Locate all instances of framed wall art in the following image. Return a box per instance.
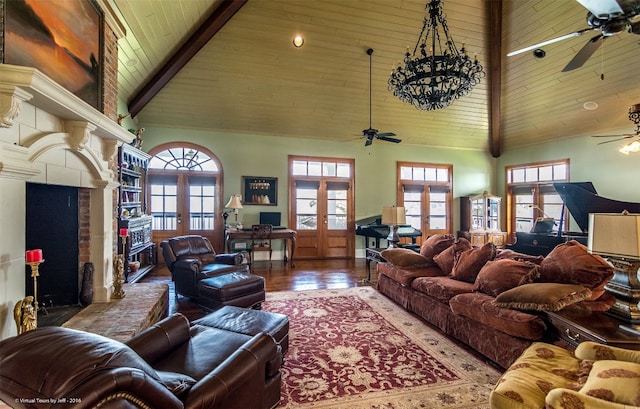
[242,176,277,206]
[4,0,104,110]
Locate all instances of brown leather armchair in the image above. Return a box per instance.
[161,235,249,299]
[0,313,282,409]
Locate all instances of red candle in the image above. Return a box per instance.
[33,249,43,262]
[26,249,43,262]
[119,228,129,236]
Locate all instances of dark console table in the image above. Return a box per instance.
[546,308,640,350]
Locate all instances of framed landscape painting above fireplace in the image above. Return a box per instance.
[4,0,104,110]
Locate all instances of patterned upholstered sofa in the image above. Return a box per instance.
[376,235,616,369]
[491,341,640,408]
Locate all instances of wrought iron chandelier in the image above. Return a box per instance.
[388,0,485,111]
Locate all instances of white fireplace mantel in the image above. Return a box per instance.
[0,64,133,145]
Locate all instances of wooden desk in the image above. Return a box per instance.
[226,228,297,267]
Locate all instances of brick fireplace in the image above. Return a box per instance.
[0,1,131,339]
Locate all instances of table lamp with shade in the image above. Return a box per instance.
[382,206,406,248]
[224,194,243,228]
[587,211,640,333]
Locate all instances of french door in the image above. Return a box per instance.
[289,156,355,259]
[397,162,453,243]
[147,144,224,251]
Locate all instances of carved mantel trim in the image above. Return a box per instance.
[0,64,134,145]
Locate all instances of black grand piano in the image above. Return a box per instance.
[508,182,640,256]
[356,215,422,248]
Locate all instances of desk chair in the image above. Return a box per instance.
[249,224,273,269]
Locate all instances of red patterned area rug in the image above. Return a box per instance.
[264,286,501,408]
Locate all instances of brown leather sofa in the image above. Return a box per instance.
[161,235,249,299]
[0,313,282,409]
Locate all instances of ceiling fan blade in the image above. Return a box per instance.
[562,34,606,71]
[376,132,397,137]
[597,136,634,144]
[591,133,635,137]
[378,136,402,143]
[576,0,623,18]
[507,28,593,57]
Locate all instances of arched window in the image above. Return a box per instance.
[147,143,225,251]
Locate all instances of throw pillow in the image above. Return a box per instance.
[540,240,614,300]
[381,248,432,268]
[493,283,592,311]
[495,248,544,265]
[433,238,472,275]
[450,242,497,283]
[474,259,541,297]
[579,360,640,406]
[420,234,456,259]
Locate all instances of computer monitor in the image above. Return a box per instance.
[259,211,281,227]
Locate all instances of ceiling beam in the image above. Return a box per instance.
[487,0,502,158]
[128,0,248,118]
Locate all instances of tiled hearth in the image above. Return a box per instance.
[62,283,169,342]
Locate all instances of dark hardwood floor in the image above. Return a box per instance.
[140,258,376,322]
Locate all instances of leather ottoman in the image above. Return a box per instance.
[195,305,290,355]
[198,272,265,310]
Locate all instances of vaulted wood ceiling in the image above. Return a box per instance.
[113,0,640,154]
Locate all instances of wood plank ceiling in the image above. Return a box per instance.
[113,0,640,154]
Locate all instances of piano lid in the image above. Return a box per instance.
[553,182,640,233]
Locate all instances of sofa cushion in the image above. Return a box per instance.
[433,238,472,275]
[450,242,497,283]
[377,262,445,287]
[495,248,544,265]
[449,293,547,340]
[420,234,456,259]
[411,276,475,304]
[577,360,640,406]
[381,248,433,268]
[474,259,540,297]
[490,342,581,409]
[493,283,592,312]
[539,240,614,300]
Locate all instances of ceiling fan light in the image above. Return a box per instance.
[628,140,640,152]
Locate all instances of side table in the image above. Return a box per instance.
[546,308,640,350]
[364,248,386,283]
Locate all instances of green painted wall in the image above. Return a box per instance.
[141,127,495,247]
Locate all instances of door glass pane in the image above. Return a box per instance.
[292,160,307,175]
[327,189,347,230]
[150,177,178,230]
[189,181,215,230]
[429,192,447,229]
[323,162,336,177]
[336,163,350,177]
[296,188,317,230]
[514,193,534,232]
[403,191,422,230]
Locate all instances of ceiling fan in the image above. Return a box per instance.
[592,103,640,147]
[508,0,640,72]
[361,48,401,147]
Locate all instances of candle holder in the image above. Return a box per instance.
[17,260,44,333]
[112,234,127,299]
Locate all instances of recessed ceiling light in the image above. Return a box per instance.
[583,101,598,110]
[126,59,138,67]
[292,34,304,48]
